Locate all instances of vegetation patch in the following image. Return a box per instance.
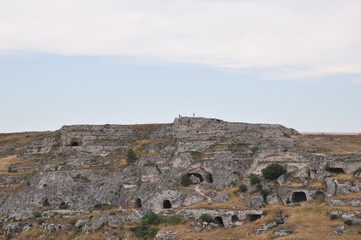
[126,148,138,165]
[130,211,161,239]
[249,174,261,185]
[180,174,191,187]
[261,163,287,180]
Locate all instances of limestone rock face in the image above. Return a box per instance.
[0,117,303,219]
[247,193,265,209]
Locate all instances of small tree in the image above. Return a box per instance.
[249,174,261,185]
[130,211,161,239]
[126,148,138,165]
[262,163,287,180]
[239,184,247,193]
[180,174,191,187]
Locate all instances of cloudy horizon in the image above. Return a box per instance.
[1,0,361,133]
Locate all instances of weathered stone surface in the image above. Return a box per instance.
[190,175,201,184]
[2,116,361,239]
[277,175,286,185]
[325,178,336,196]
[274,227,293,237]
[247,193,265,209]
[328,210,361,224]
[327,199,361,207]
[176,208,263,228]
[212,192,229,203]
[336,181,352,195]
[266,193,279,205]
[155,230,178,240]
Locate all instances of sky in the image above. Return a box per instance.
[1,0,361,133]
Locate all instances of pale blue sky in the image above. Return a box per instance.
[1,1,361,133]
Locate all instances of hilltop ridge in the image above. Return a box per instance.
[1,117,361,239]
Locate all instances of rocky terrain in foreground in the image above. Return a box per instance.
[0,117,361,240]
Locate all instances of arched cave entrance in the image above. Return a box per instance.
[231,215,240,223]
[70,141,79,146]
[205,173,213,183]
[135,198,142,208]
[327,168,345,174]
[163,200,172,209]
[60,201,69,209]
[42,199,50,207]
[292,192,307,202]
[187,173,204,183]
[248,214,262,222]
[215,216,224,227]
[314,191,326,201]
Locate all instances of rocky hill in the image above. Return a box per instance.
[0,117,361,240]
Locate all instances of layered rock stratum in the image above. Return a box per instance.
[1,117,361,239]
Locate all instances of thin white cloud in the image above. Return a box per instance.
[1,0,361,78]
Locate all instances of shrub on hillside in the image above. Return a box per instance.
[32,210,42,218]
[126,148,138,165]
[180,174,191,187]
[261,164,287,180]
[130,212,161,239]
[238,184,247,193]
[249,174,261,185]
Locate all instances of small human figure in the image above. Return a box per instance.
[193,113,195,117]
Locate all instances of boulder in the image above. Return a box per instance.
[190,175,201,184]
[266,193,279,205]
[336,182,351,195]
[247,193,265,209]
[325,178,336,195]
[277,175,286,185]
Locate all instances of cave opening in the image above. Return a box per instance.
[187,173,204,182]
[327,168,345,174]
[231,215,240,223]
[70,141,79,146]
[292,191,307,202]
[163,200,172,209]
[205,173,213,183]
[215,216,224,227]
[135,198,142,208]
[42,199,50,207]
[248,214,262,222]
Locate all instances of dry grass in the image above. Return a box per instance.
[0,132,41,148]
[331,174,356,182]
[335,191,361,200]
[298,135,361,155]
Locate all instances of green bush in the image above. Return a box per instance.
[260,189,270,200]
[180,174,191,187]
[141,211,161,225]
[249,174,261,185]
[32,210,42,218]
[162,215,182,225]
[239,184,247,193]
[329,214,338,220]
[130,212,161,239]
[250,146,259,154]
[126,149,138,165]
[261,164,287,180]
